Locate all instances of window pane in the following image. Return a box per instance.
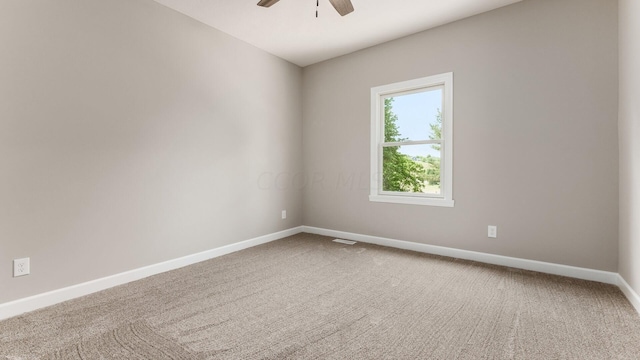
[384,87,443,142]
[382,144,441,194]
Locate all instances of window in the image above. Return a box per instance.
[370,73,454,207]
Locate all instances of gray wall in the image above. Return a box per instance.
[619,0,640,295]
[302,0,619,271]
[0,0,302,303]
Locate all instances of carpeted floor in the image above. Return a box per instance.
[1,233,639,359]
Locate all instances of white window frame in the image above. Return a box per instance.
[369,72,454,207]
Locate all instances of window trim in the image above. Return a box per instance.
[369,72,454,207]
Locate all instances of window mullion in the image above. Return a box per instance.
[382,140,442,147]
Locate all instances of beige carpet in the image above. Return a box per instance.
[1,233,639,359]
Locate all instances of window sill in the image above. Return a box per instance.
[369,195,454,207]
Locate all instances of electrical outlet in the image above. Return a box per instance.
[282,210,287,219]
[488,226,497,238]
[13,258,30,277]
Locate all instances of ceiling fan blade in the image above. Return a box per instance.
[257,0,280,7]
[328,0,354,16]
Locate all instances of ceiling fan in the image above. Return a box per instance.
[257,0,354,16]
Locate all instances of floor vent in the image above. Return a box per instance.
[333,239,357,245]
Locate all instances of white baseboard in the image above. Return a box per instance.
[302,226,619,285]
[3,225,638,321]
[0,226,303,321]
[617,275,640,314]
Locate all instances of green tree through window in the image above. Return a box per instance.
[418,109,442,186]
[382,98,427,192]
[383,100,443,192]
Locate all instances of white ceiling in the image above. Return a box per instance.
[152,0,522,67]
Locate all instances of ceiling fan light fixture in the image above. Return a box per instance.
[257,0,354,16]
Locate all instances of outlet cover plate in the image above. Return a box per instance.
[488,226,497,238]
[13,257,30,277]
